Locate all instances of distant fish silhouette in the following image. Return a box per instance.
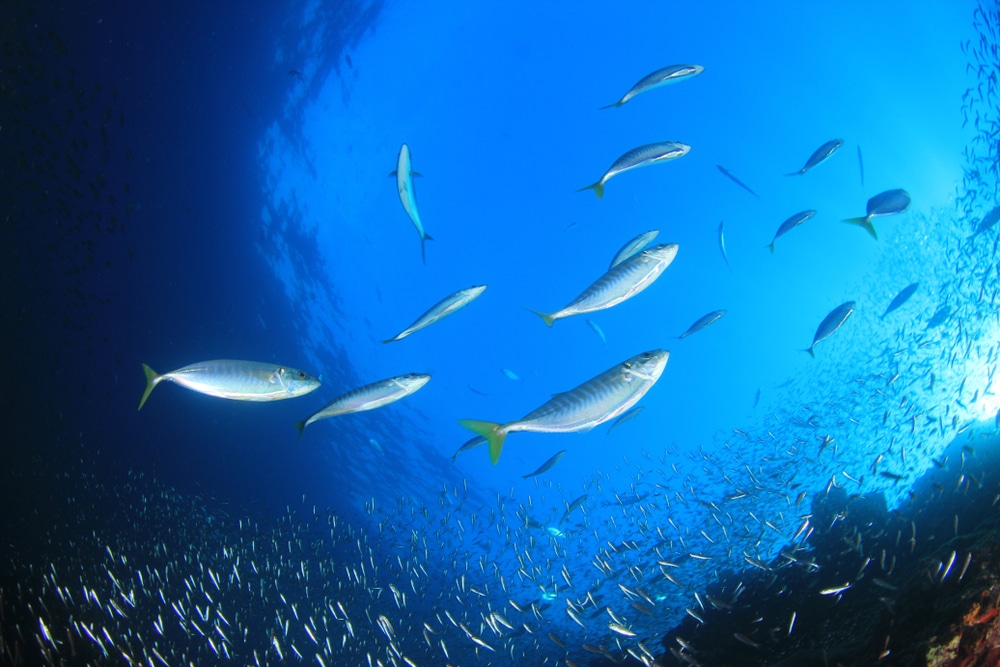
[882,282,918,318]
[717,165,759,198]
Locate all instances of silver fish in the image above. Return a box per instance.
[459,349,669,464]
[451,436,487,461]
[139,360,320,410]
[678,310,727,338]
[586,319,607,346]
[804,302,855,357]
[843,189,910,240]
[578,142,690,199]
[601,64,704,109]
[394,144,433,263]
[609,230,659,269]
[383,285,487,343]
[521,450,567,479]
[767,210,816,253]
[786,139,843,176]
[294,373,430,438]
[607,405,643,435]
[529,243,678,326]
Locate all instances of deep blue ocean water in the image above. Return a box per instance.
[4,0,1000,665]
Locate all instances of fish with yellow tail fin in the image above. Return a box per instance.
[138,360,320,410]
[393,143,433,263]
[459,349,668,464]
[842,189,910,240]
[528,243,678,326]
[294,373,430,441]
[578,141,689,199]
[803,302,855,358]
[600,64,704,109]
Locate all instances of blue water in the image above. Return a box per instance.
[3,0,1000,664]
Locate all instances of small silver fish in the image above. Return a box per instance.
[678,310,726,338]
[383,285,487,343]
[767,210,816,253]
[586,319,607,346]
[843,189,910,240]
[578,142,690,199]
[529,243,678,326]
[606,405,643,435]
[601,64,704,109]
[786,139,844,176]
[139,360,320,410]
[294,373,430,439]
[609,230,659,269]
[521,450,567,479]
[718,220,730,266]
[459,349,669,464]
[451,436,487,462]
[804,302,855,357]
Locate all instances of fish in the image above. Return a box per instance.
[139,360,320,410]
[767,210,816,253]
[786,139,844,176]
[451,436,487,461]
[678,310,726,339]
[502,368,520,380]
[528,243,678,326]
[393,144,433,263]
[857,145,864,188]
[843,188,911,240]
[607,406,643,435]
[578,141,690,199]
[609,230,659,269]
[970,204,1000,238]
[882,282,918,318]
[561,494,589,523]
[926,304,951,329]
[521,450,567,479]
[586,319,607,346]
[294,373,430,439]
[601,64,704,109]
[753,388,761,409]
[717,165,759,198]
[804,302,855,358]
[459,349,669,464]
[382,285,487,343]
[718,220,731,266]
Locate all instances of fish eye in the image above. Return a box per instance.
[297,371,306,379]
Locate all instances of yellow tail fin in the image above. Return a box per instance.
[138,364,159,411]
[458,419,507,464]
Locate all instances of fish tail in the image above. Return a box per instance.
[577,181,605,199]
[420,234,434,264]
[524,307,556,327]
[842,217,878,240]
[803,347,815,358]
[458,419,506,465]
[784,170,803,177]
[138,363,160,410]
[599,101,623,110]
[293,420,307,443]
[768,242,775,254]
